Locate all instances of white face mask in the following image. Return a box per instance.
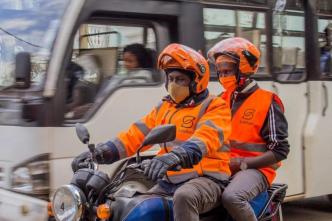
[168,82,190,103]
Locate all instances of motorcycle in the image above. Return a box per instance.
[50,123,287,221]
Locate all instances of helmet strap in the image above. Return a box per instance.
[188,81,196,96]
[234,64,242,84]
[237,74,250,91]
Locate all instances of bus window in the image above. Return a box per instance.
[0,1,69,126]
[318,18,332,78]
[64,23,159,121]
[317,0,332,14]
[203,8,268,77]
[0,1,69,89]
[272,3,306,81]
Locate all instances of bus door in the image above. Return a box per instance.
[270,2,307,198]
[202,0,306,197]
[302,1,332,198]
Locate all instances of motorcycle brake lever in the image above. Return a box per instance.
[126,163,141,169]
[127,163,145,173]
[84,158,97,170]
[134,167,144,173]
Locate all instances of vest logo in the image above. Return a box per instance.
[181,116,196,128]
[242,108,255,120]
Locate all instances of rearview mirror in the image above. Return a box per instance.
[141,124,176,147]
[15,52,31,89]
[75,123,90,144]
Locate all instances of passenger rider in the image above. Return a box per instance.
[208,37,290,221]
[72,43,232,221]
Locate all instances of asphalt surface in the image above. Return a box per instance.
[283,196,332,221]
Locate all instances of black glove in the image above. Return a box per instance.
[71,151,92,172]
[142,152,181,181]
[71,144,104,173]
[71,143,112,172]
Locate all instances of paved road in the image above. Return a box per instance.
[283,196,332,221]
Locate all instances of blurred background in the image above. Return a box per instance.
[0,0,332,220]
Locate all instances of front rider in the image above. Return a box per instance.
[72,43,232,221]
[207,37,290,221]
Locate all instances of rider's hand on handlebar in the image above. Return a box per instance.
[71,143,109,172]
[71,151,92,172]
[142,153,181,182]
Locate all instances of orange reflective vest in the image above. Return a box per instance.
[112,95,232,183]
[222,88,281,185]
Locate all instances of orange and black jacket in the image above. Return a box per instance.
[100,90,232,183]
[222,81,289,184]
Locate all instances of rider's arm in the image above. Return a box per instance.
[172,97,232,168]
[244,98,290,169]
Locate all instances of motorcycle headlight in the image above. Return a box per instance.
[11,153,49,198]
[52,184,86,221]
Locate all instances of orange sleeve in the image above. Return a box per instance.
[115,103,160,157]
[190,97,232,155]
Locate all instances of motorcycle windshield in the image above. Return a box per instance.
[0,0,70,89]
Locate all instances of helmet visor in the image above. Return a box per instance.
[158,54,183,70]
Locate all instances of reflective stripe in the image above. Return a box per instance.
[196,96,215,125]
[155,101,163,115]
[188,137,208,155]
[112,138,128,158]
[134,120,150,136]
[199,120,224,145]
[203,171,230,181]
[164,139,183,148]
[230,140,268,153]
[166,171,199,183]
[218,143,230,152]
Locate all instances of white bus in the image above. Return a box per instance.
[0,0,331,220]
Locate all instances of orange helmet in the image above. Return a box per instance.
[158,43,209,94]
[207,37,260,76]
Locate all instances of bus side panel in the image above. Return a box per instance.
[272,83,307,196]
[0,189,48,221]
[304,81,332,198]
[0,128,52,221]
[50,86,165,191]
[0,127,53,188]
[52,86,164,158]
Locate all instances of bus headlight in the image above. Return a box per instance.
[52,185,86,221]
[11,153,49,198]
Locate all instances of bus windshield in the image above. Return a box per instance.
[0,0,69,88]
